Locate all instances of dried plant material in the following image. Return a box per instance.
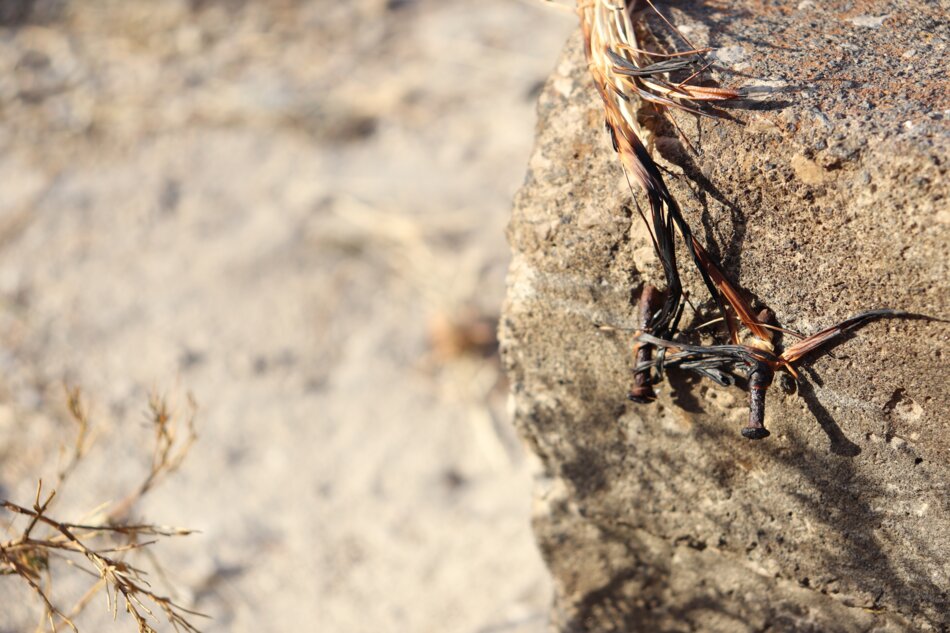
[579,0,740,126]
[428,309,498,362]
[1,388,204,633]
[634,309,922,438]
[575,0,931,439]
[108,393,198,523]
[577,0,746,396]
[56,386,93,488]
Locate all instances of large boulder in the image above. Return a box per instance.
[501,2,948,631]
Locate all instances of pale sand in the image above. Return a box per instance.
[0,1,574,631]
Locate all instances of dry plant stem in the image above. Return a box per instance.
[60,387,91,480]
[633,309,918,438]
[4,494,200,633]
[578,0,751,357]
[0,542,78,633]
[745,363,773,439]
[743,307,776,439]
[629,284,662,403]
[1,390,204,633]
[110,393,197,523]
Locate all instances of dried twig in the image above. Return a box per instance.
[1,389,204,632]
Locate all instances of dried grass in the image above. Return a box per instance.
[1,387,203,633]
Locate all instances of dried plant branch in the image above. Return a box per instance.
[1,389,205,633]
[108,393,198,524]
[56,386,93,488]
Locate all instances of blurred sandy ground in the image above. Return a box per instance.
[0,1,574,631]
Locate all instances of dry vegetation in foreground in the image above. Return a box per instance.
[1,387,204,633]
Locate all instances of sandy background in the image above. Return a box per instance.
[0,1,574,631]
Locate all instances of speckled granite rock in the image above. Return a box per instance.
[502,1,949,631]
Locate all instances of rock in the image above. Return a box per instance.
[501,2,949,631]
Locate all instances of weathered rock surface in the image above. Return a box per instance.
[502,1,948,631]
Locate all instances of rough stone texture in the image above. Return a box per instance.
[502,2,949,631]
